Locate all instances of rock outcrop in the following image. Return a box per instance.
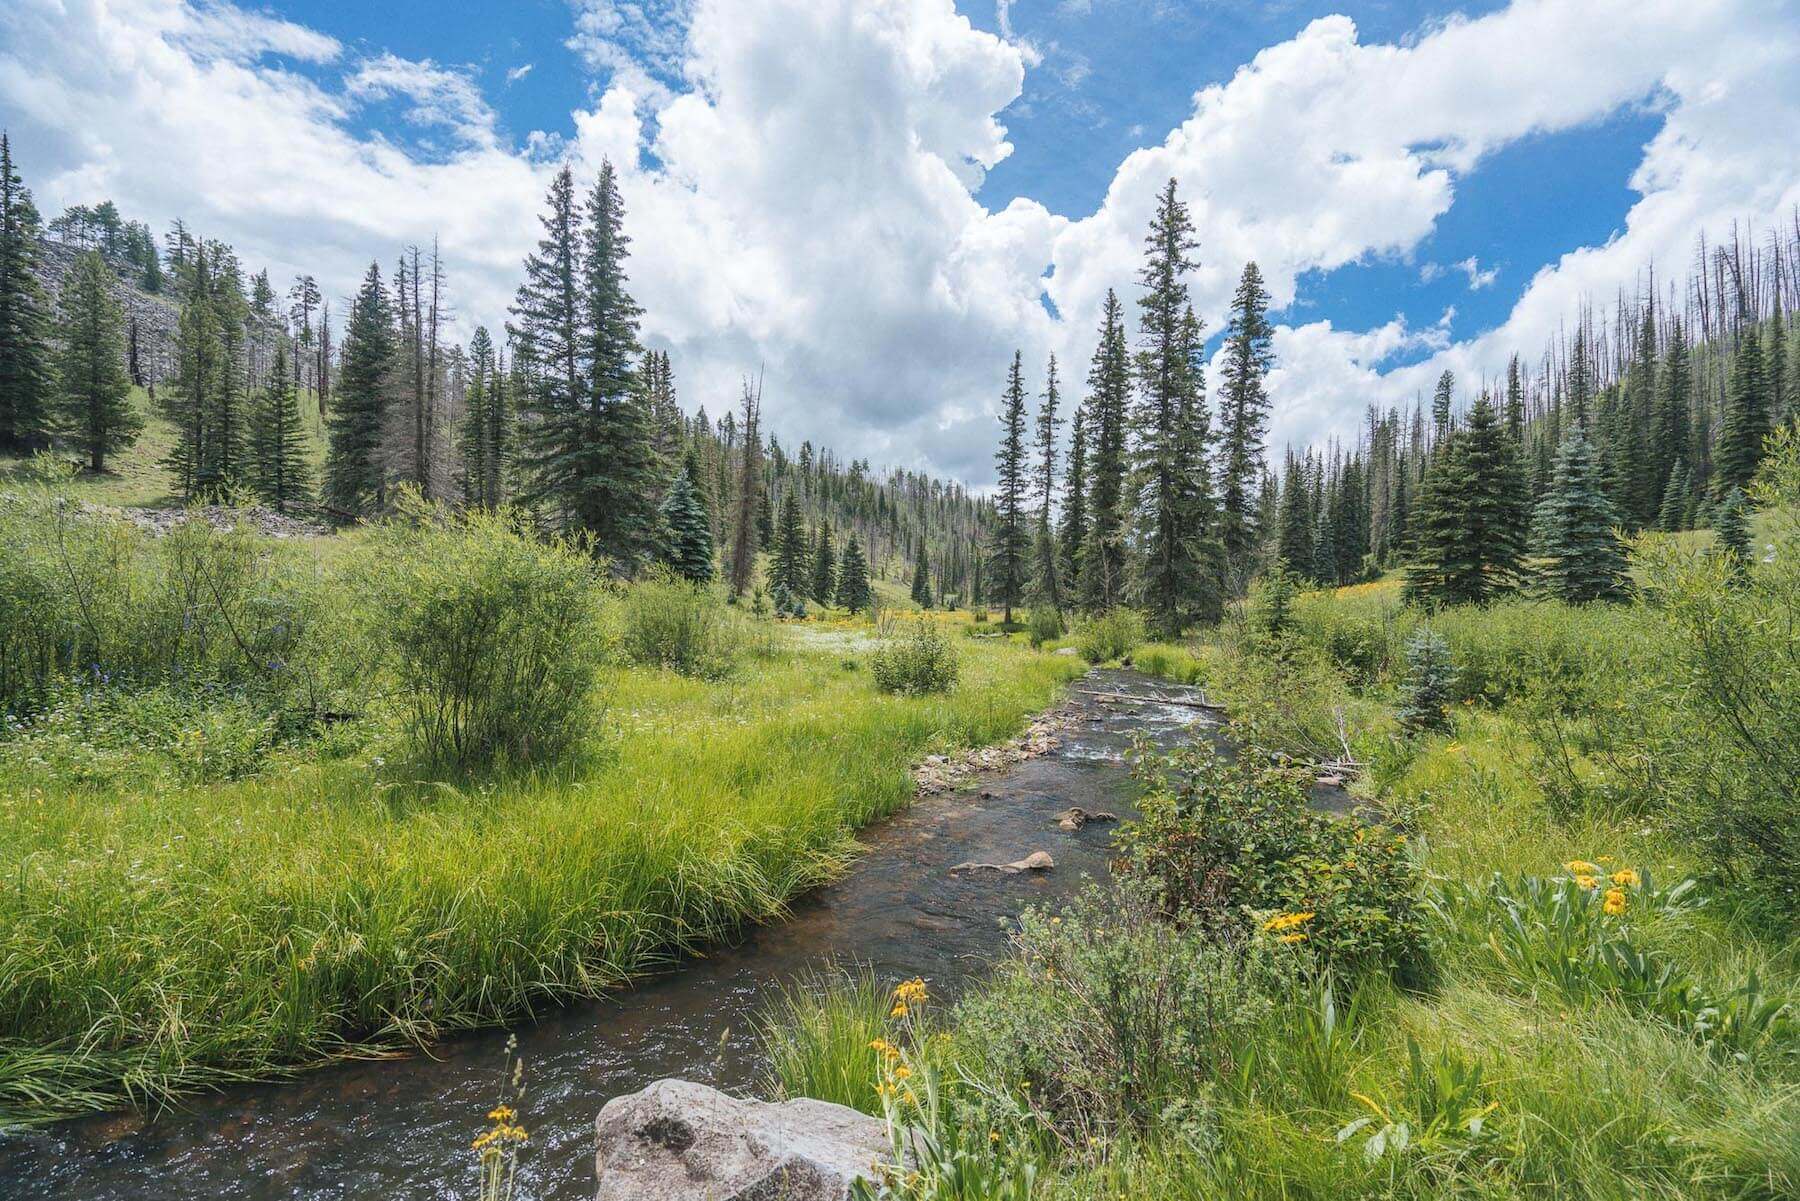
[594,1079,894,1201]
[1053,807,1117,831]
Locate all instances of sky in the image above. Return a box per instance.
[2,0,1797,488]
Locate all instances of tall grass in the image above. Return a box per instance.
[0,635,1080,1122]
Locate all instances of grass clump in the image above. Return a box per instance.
[351,499,602,774]
[869,621,960,694]
[759,967,892,1116]
[615,569,744,679]
[1026,604,1063,648]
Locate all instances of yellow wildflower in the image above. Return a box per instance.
[890,1003,908,1018]
[1567,859,1601,875]
[990,1131,1001,1143]
[1574,874,1599,890]
[1262,911,1316,933]
[1610,868,1641,888]
[1279,932,1308,944]
[869,1038,899,1059]
[893,1066,911,1081]
[1603,888,1627,916]
[487,1105,516,1122]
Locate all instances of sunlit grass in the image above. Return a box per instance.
[0,635,1079,1122]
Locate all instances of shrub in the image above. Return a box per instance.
[1114,739,1426,978]
[1250,559,1301,641]
[1026,604,1062,648]
[1634,426,1800,912]
[618,571,743,678]
[953,882,1291,1144]
[352,501,601,772]
[1074,608,1145,664]
[869,622,959,694]
[0,489,337,715]
[1396,628,1455,736]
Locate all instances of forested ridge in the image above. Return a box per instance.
[0,135,991,599]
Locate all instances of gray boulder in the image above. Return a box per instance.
[595,1078,894,1201]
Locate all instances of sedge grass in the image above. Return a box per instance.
[0,637,1079,1123]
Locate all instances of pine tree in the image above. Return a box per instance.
[1396,628,1455,735]
[51,250,139,471]
[727,379,762,597]
[910,540,931,608]
[248,341,312,513]
[1504,355,1526,440]
[324,262,394,517]
[1134,179,1216,635]
[811,518,837,604]
[0,133,53,453]
[1079,290,1130,612]
[1716,324,1771,497]
[989,350,1031,623]
[659,461,714,584]
[1533,426,1629,603]
[163,243,223,498]
[192,245,250,501]
[1217,261,1274,591]
[771,488,809,600]
[835,533,872,612]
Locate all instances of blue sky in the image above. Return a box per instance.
[3,0,1793,481]
[291,0,1656,361]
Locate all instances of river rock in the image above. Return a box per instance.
[595,1079,893,1201]
[1054,807,1118,831]
[948,850,1055,875]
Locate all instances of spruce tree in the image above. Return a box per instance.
[579,160,664,568]
[910,540,931,608]
[1657,460,1690,531]
[1713,486,1750,580]
[1655,318,1692,510]
[1716,324,1771,497]
[51,249,140,471]
[1057,403,1087,596]
[1134,179,1217,635]
[1030,353,1063,608]
[1079,290,1130,612]
[1276,453,1313,581]
[835,533,872,612]
[0,133,53,453]
[459,326,506,509]
[1431,371,1455,442]
[755,488,774,547]
[811,518,837,605]
[1533,426,1629,603]
[1404,394,1526,606]
[192,245,251,501]
[770,488,809,600]
[248,341,312,513]
[323,262,394,518]
[1217,260,1274,591]
[659,461,714,583]
[989,350,1031,623]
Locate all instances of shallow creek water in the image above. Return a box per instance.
[2,668,1341,1200]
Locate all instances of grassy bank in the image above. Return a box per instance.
[764,553,1800,1197]
[0,503,1080,1123]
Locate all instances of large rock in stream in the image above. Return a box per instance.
[595,1079,893,1200]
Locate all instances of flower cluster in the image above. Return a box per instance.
[890,977,928,1019]
[1262,911,1315,943]
[472,1106,528,1156]
[1565,857,1642,917]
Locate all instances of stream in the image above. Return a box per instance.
[2,668,1338,1200]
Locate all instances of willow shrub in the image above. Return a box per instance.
[1074,607,1146,664]
[869,621,960,694]
[615,570,743,678]
[0,487,337,715]
[350,499,602,774]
